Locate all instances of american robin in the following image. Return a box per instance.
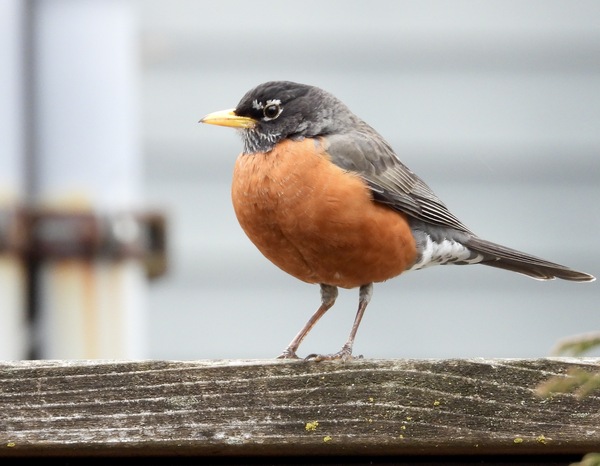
[200,81,595,361]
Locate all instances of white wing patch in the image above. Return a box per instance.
[409,235,484,271]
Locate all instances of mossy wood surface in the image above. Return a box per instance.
[1,358,599,458]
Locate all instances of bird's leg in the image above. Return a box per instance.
[277,284,338,359]
[306,283,373,362]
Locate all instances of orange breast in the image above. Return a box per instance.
[231,138,417,289]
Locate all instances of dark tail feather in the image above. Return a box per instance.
[466,236,595,282]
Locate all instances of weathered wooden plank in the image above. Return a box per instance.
[0,358,599,458]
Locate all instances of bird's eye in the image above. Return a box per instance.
[263,103,282,120]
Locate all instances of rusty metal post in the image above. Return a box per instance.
[0,1,28,359]
[31,0,146,358]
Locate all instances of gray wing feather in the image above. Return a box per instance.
[321,130,595,282]
[322,130,473,233]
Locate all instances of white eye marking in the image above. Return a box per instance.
[252,99,263,110]
[263,99,283,121]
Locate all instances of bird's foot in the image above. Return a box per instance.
[305,344,363,362]
[277,348,301,359]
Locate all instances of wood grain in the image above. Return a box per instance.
[0,358,599,457]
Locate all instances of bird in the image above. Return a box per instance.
[200,81,595,361]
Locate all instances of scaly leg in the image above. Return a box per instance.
[306,283,373,361]
[277,284,338,359]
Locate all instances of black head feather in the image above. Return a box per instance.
[233,81,359,153]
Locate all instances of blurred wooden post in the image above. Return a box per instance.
[30,0,146,358]
[0,1,28,360]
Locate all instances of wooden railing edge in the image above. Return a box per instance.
[1,358,599,458]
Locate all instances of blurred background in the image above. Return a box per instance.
[1,0,598,360]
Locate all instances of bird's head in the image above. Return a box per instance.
[200,81,357,153]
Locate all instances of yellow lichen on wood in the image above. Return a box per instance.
[305,420,319,432]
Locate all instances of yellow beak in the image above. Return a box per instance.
[199,108,257,129]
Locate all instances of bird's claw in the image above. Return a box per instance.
[304,346,363,362]
[277,348,301,359]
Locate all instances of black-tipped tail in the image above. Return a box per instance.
[466,236,595,282]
